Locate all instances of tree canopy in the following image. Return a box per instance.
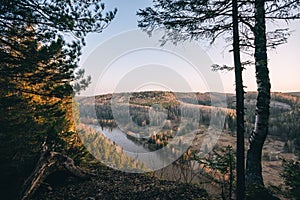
[0,0,116,198]
[137,0,300,51]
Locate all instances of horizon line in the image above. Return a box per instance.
[76,90,300,98]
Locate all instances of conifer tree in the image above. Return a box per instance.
[0,0,116,198]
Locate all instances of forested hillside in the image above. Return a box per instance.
[78,91,300,153]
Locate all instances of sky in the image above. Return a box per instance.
[78,0,300,96]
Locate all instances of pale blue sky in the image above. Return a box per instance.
[79,0,300,96]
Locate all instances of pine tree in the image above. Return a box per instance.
[137,0,300,197]
[0,0,116,198]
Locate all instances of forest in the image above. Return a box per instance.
[1,0,300,200]
[79,91,300,154]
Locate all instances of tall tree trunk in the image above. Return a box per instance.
[232,0,245,198]
[246,0,270,187]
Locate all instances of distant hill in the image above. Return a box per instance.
[287,92,300,97]
[77,91,300,153]
[77,91,299,112]
[77,91,300,121]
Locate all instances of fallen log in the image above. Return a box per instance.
[20,150,93,200]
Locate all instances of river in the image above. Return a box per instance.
[92,126,149,153]
[88,125,177,170]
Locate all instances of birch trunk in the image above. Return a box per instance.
[246,0,270,187]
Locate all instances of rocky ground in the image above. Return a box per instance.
[33,164,209,200]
